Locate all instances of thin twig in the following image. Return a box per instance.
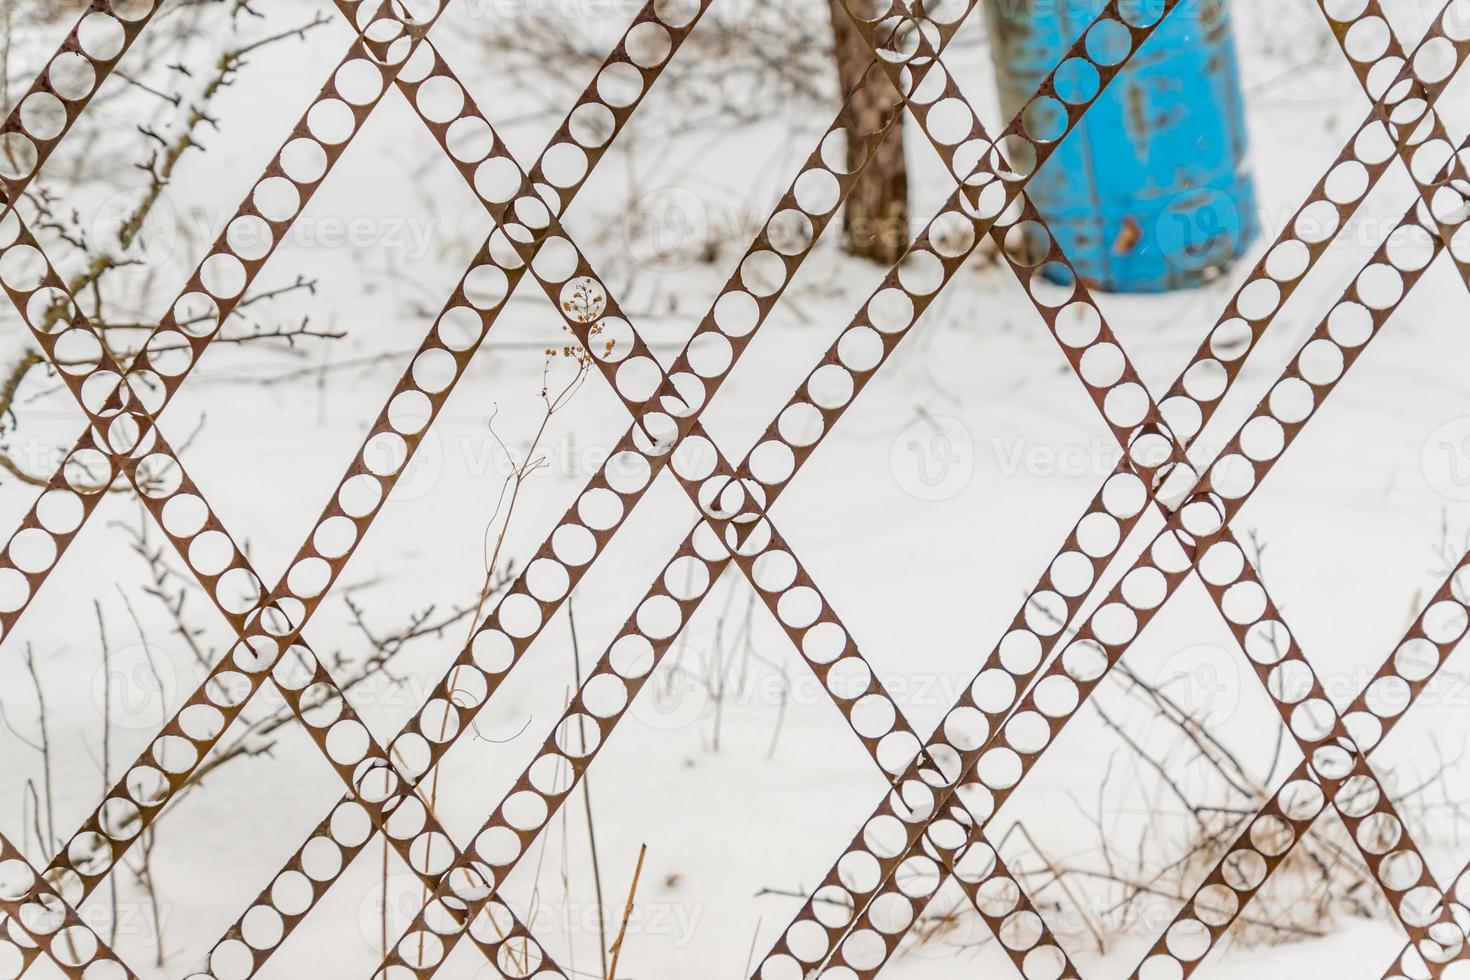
[607,843,647,980]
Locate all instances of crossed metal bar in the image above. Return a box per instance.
[0,4,448,973]
[191,4,927,976]
[355,1,1287,975]
[746,2,1470,977]
[330,7,1181,980]
[181,1,1211,976]
[0,830,139,979]
[2,0,976,975]
[1111,8,1470,976]
[349,3,1287,976]
[1,0,1467,977]
[0,2,589,976]
[195,35,931,980]
[1136,520,1470,980]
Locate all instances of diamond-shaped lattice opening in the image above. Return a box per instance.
[0,497,240,848]
[1239,249,1470,688]
[18,1,353,329]
[361,470,700,834]
[158,95,495,583]
[772,262,1116,736]
[299,344,634,737]
[79,713,346,974]
[491,572,892,974]
[978,577,1300,973]
[1208,808,1410,975]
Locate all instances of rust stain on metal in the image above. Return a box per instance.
[1112,214,1143,254]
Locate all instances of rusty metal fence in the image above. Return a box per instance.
[0,0,1469,977]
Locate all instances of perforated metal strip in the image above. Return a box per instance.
[0,0,167,207]
[0,830,139,980]
[361,2,1205,974]
[1134,541,1470,980]
[0,131,574,980]
[787,120,1470,980]
[746,0,1470,974]
[0,3,526,976]
[197,40,917,980]
[1,0,1466,974]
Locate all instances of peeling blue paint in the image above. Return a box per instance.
[986,0,1258,292]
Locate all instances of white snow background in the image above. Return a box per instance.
[3,0,1470,976]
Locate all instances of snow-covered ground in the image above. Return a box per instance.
[5,0,1470,977]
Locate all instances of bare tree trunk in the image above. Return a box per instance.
[828,0,909,265]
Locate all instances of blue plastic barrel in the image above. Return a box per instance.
[985,0,1258,292]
